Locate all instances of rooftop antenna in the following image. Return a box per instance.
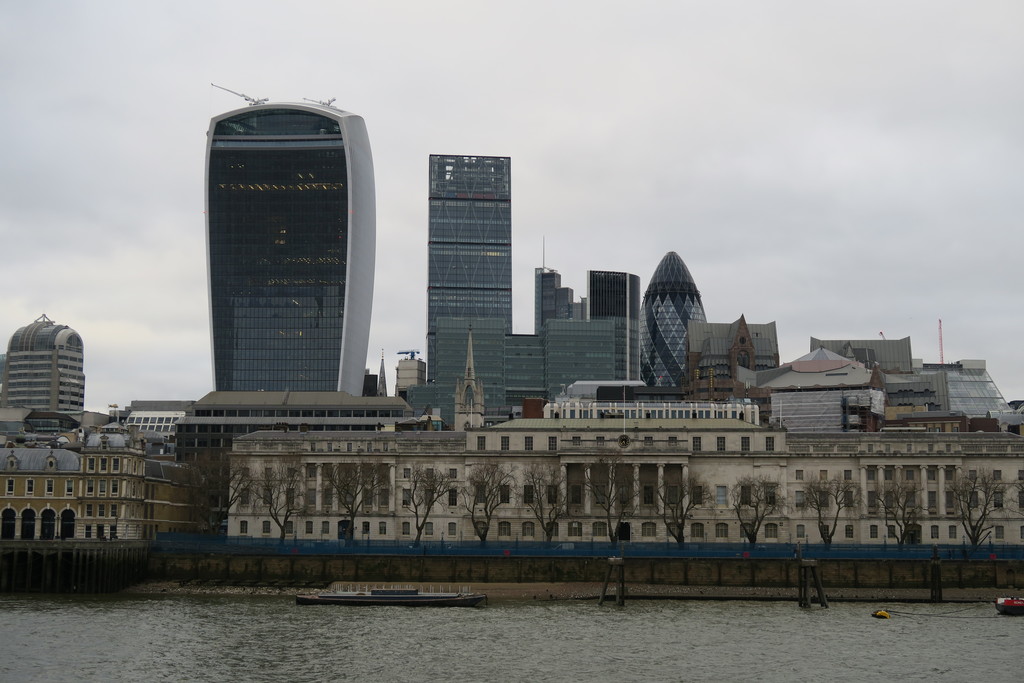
[303,97,337,108]
[938,318,944,365]
[211,83,268,106]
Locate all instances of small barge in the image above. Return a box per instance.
[296,586,486,607]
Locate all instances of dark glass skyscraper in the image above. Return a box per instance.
[640,251,706,386]
[427,155,511,380]
[588,270,641,380]
[205,103,375,394]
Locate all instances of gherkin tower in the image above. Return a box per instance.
[640,252,706,386]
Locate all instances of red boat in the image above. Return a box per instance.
[994,597,1024,616]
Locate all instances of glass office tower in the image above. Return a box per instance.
[587,271,641,381]
[640,252,706,386]
[427,155,512,381]
[205,103,375,394]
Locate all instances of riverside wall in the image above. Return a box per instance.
[147,553,1024,590]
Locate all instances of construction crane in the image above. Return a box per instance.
[397,350,420,360]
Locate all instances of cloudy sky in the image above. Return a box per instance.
[2,1,1022,412]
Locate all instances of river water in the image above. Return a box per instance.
[1,593,1018,682]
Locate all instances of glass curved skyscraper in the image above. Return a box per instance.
[640,252,706,386]
[205,103,375,394]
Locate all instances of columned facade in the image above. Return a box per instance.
[227,420,1024,548]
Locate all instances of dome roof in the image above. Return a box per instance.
[8,314,83,353]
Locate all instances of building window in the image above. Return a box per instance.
[643,485,654,505]
[448,488,459,506]
[764,523,778,539]
[524,436,533,451]
[497,521,511,537]
[642,522,657,538]
[715,522,729,539]
[26,479,34,495]
[995,526,1005,540]
[715,486,727,506]
[796,524,806,539]
[65,479,73,496]
[795,490,805,508]
[948,525,957,539]
[523,485,534,505]
[262,521,271,534]
[548,436,557,451]
[500,484,510,504]
[692,437,702,452]
[931,525,939,539]
[477,436,486,450]
[522,521,535,537]
[305,521,314,534]
[869,525,878,539]
[500,436,510,451]
[993,491,1004,508]
[571,436,581,446]
[845,525,854,539]
[5,479,12,495]
[284,521,294,535]
[795,470,804,481]
[85,504,93,516]
[716,437,726,452]
[740,437,750,452]
[568,521,582,537]
[424,522,433,536]
[867,468,876,481]
[690,522,704,539]
[592,521,607,538]
[322,521,330,535]
[402,522,410,535]
[239,521,248,535]
[765,436,775,452]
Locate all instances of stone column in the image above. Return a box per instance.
[584,464,592,514]
[657,464,665,515]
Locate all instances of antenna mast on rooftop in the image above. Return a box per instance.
[303,97,337,108]
[211,83,268,106]
[938,318,944,365]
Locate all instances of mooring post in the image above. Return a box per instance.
[600,556,625,606]
[930,544,943,603]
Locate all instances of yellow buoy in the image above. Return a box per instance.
[871,610,890,619]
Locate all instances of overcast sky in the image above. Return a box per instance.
[2,1,1022,412]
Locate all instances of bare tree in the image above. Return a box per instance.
[460,462,516,543]
[404,466,455,543]
[585,456,636,542]
[322,461,390,541]
[521,463,568,542]
[803,476,862,545]
[185,449,252,533]
[658,469,707,544]
[731,475,783,543]
[251,457,305,540]
[878,480,922,545]
[948,469,1006,549]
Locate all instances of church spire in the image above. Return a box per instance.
[464,326,476,380]
[377,350,388,397]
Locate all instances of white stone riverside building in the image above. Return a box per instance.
[227,418,1024,547]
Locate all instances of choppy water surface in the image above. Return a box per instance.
[1,593,1018,682]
